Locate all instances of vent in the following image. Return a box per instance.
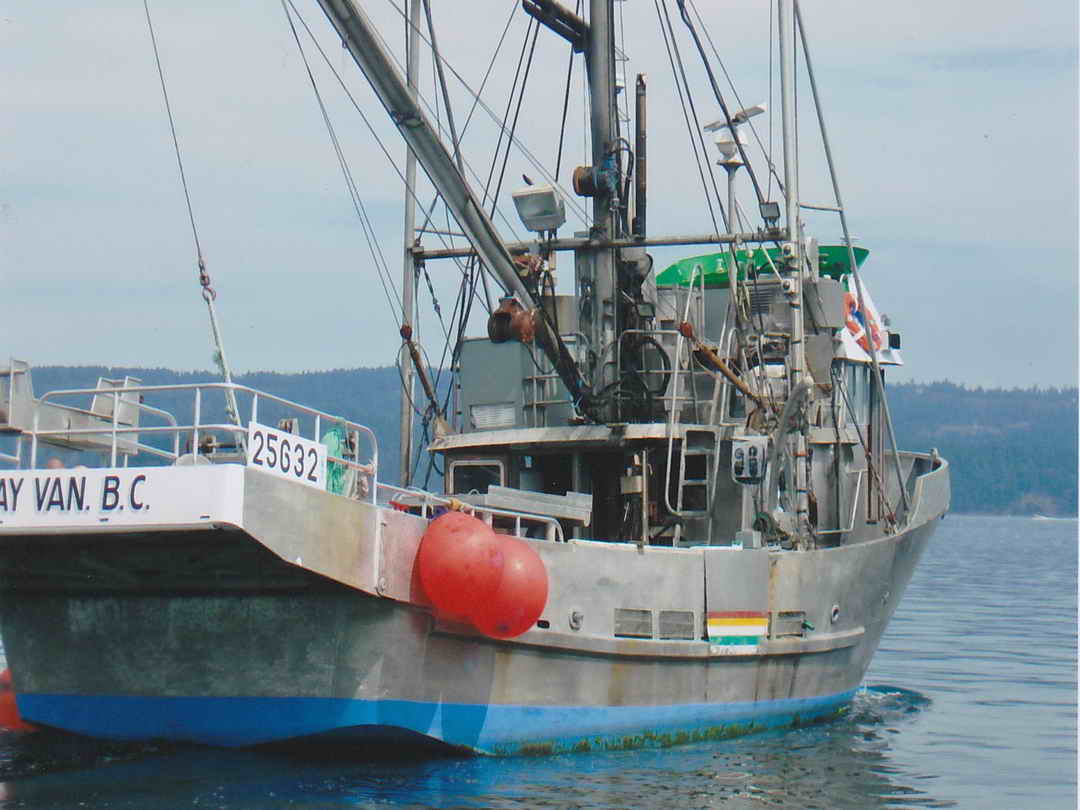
[771,610,807,638]
[749,284,779,316]
[470,402,517,430]
[658,610,695,640]
[614,608,652,639]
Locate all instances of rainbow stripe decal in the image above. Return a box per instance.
[707,611,769,654]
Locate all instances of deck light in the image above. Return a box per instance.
[759,201,781,224]
[512,185,567,233]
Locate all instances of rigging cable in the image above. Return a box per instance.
[655,0,725,234]
[768,0,776,201]
[414,3,524,319]
[795,0,909,513]
[420,0,494,359]
[831,364,896,530]
[672,0,785,399]
[420,0,493,324]
[141,0,241,428]
[282,0,402,325]
[481,17,541,217]
[286,1,515,381]
[422,0,465,178]
[285,1,519,268]
[675,0,767,211]
[380,0,590,227]
[413,0,512,405]
[687,0,785,198]
[554,0,584,181]
[432,9,544,411]
[616,0,630,140]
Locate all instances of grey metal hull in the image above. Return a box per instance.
[0,456,947,753]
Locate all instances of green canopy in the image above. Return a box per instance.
[655,244,869,288]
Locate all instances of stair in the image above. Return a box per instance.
[670,428,719,519]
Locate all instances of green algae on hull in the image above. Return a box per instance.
[489,703,850,757]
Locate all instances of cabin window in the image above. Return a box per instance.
[517,455,543,492]
[842,362,872,425]
[515,453,572,494]
[448,459,504,494]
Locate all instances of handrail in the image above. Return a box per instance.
[377,483,566,542]
[815,469,864,535]
[25,382,379,493]
[32,388,178,468]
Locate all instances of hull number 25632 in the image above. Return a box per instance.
[246,422,327,490]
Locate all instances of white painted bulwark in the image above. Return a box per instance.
[0,465,246,531]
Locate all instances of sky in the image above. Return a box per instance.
[2,0,1077,389]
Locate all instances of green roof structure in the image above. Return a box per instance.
[655,244,869,288]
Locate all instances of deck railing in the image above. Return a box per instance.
[377,482,565,542]
[21,382,379,503]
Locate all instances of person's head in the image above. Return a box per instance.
[45,457,64,469]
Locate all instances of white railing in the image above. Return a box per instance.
[377,482,566,542]
[19,382,570,533]
[26,382,379,503]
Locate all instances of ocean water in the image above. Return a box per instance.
[0,515,1073,809]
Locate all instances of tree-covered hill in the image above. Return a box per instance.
[887,381,1077,516]
[24,367,1079,517]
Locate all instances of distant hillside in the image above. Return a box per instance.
[888,381,1077,517]
[26,367,1079,517]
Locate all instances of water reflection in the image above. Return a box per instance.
[0,686,954,810]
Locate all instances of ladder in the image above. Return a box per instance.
[669,428,720,519]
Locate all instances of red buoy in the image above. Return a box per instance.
[417,511,504,620]
[471,536,548,639]
[0,669,35,733]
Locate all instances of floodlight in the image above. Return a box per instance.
[512,185,567,232]
[759,201,781,224]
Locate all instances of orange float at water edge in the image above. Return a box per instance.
[470,536,548,639]
[417,511,504,621]
[0,669,36,732]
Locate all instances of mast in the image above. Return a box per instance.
[633,75,646,238]
[585,0,618,407]
[777,0,811,541]
[777,0,799,246]
[314,0,592,415]
[399,0,421,487]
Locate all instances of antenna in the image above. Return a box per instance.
[702,103,767,133]
[704,103,766,167]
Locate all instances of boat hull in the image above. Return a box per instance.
[16,690,856,754]
[3,576,870,753]
[0,529,935,754]
[0,461,947,754]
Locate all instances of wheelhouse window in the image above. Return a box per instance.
[841,361,873,425]
[448,459,504,494]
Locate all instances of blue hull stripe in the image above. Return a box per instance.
[17,691,855,753]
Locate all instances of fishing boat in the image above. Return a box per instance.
[0,0,949,754]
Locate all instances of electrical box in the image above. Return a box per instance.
[731,436,768,485]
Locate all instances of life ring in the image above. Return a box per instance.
[842,292,882,352]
